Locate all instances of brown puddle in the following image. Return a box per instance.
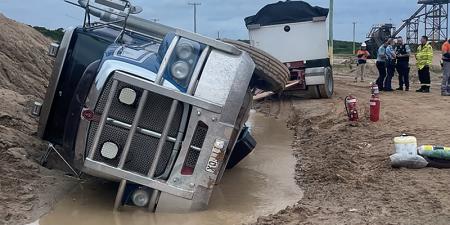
[34,111,302,225]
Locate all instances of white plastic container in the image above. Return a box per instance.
[393,135,417,156]
[390,135,427,169]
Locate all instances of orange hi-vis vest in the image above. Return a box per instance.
[442,41,450,62]
[357,50,370,60]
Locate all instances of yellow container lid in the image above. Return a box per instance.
[394,136,417,144]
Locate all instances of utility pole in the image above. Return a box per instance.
[188,2,201,33]
[353,22,357,54]
[329,0,334,65]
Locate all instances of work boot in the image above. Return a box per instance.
[416,86,425,92]
[405,87,410,91]
[423,86,430,93]
[442,91,450,96]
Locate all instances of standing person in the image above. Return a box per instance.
[441,39,450,96]
[384,38,396,91]
[355,43,370,82]
[376,40,389,91]
[395,37,411,91]
[416,36,433,93]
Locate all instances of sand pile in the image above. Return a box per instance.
[0,13,75,225]
[0,13,53,98]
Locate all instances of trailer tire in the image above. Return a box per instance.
[222,39,289,93]
[318,67,334,98]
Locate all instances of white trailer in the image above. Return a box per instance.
[246,0,334,98]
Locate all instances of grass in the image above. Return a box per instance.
[334,40,360,55]
[32,26,64,41]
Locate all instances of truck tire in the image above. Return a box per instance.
[222,39,289,92]
[318,67,334,98]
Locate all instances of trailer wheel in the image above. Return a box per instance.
[318,67,334,98]
[222,39,289,93]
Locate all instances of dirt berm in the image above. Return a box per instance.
[0,14,76,225]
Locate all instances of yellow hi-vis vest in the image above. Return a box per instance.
[416,43,433,70]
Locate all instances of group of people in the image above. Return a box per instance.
[355,36,450,96]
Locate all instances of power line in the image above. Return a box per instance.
[188,2,201,33]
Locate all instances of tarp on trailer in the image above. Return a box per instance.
[245,1,329,27]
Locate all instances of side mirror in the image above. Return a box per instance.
[48,42,60,57]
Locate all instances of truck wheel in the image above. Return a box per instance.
[318,67,334,98]
[222,39,289,93]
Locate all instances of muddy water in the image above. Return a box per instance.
[35,111,302,225]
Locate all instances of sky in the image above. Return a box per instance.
[0,0,418,41]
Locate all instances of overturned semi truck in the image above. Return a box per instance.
[36,0,288,212]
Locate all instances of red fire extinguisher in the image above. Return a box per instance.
[370,94,381,122]
[345,95,359,122]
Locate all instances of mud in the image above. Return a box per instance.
[32,112,301,225]
[253,67,450,224]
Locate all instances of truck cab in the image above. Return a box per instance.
[37,0,257,212]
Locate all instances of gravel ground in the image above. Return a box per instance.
[252,67,450,225]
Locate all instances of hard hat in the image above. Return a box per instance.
[361,43,367,47]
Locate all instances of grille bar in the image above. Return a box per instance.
[113,72,222,113]
[155,35,180,84]
[187,46,210,93]
[85,158,194,199]
[148,100,179,177]
[106,118,177,142]
[106,117,203,152]
[88,79,118,159]
[118,90,149,168]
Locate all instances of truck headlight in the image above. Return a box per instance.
[118,88,137,105]
[101,142,119,159]
[131,189,150,207]
[159,34,204,92]
[171,61,191,80]
[176,42,195,60]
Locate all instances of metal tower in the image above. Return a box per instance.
[392,0,450,44]
[424,2,449,42]
[406,17,420,44]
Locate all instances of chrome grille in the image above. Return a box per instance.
[88,78,183,177]
[95,79,141,125]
